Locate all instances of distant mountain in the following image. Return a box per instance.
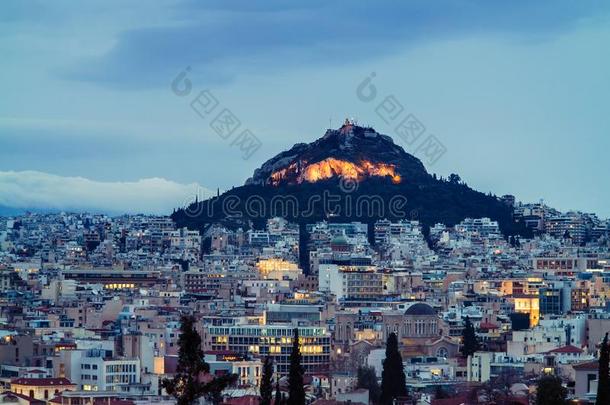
[172,122,527,242]
[0,205,45,217]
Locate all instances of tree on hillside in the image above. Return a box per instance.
[260,357,274,405]
[357,365,380,404]
[380,332,407,405]
[448,173,461,184]
[460,316,480,358]
[597,333,610,405]
[161,315,237,405]
[536,375,567,405]
[288,328,305,405]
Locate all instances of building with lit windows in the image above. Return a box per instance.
[318,258,382,302]
[202,325,330,375]
[545,214,586,244]
[513,295,540,327]
[539,287,567,315]
[256,258,300,280]
[61,268,161,289]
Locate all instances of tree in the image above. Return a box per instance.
[260,357,274,405]
[536,375,567,405]
[597,333,610,405]
[433,385,450,400]
[448,173,461,184]
[275,377,283,405]
[288,328,305,405]
[380,332,407,405]
[478,369,519,404]
[162,315,237,405]
[460,316,480,358]
[357,366,380,404]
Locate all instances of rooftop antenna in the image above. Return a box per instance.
[329,117,332,129]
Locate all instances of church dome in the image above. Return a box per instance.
[405,302,436,316]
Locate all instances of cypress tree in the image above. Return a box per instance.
[288,328,305,405]
[597,333,610,405]
[260,357,274,405]
[460,316,480,358]
[161,315,237,405]
[380,332,407,405]
[275,377,282,405]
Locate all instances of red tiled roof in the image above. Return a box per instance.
[55,343,77,348]
[572,360,598,370]
[222,395,260,405]
[432,394,527,405]
[1,391,45,405]
[11,378,74,387]
[93,400,134,405]
[478,322,499,330]
[547,345,583,354]
[432,393,469,405]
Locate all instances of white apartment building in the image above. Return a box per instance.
[55,349,140,393]
[318,264,382,301]
[467,352,493,383]
[537,315,587,347]
[205,354,263,387]
[545,214,586,244]
[507,328,567,356]
[467,352,524,383]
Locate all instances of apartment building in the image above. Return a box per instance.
[202,325,330,375]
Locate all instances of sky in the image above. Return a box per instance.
[1,0,609,216]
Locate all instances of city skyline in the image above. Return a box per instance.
[2,3,610,403]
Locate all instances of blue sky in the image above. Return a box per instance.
[1,0,609,215]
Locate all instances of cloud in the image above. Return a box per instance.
[0,170,211,215]
[60,0,610,89]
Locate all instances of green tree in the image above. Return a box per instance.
[260,357,274,405]
[161,315,237,405]
[460,316,480,358]
[357,366,380,404]
[380,332,407,405]
[288,328,305,405]
[536,375,567,405]
[597,333,610,405]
